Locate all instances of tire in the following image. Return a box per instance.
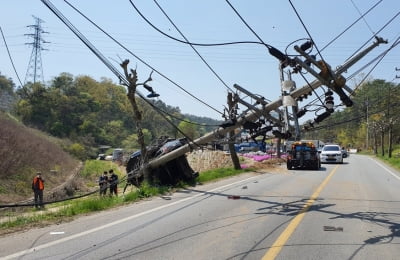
[314,162,319,170]
[287,162,292,170]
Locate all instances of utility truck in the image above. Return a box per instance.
[286,141,321,170]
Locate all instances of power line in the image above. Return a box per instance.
[349,36,400,96]
[345,10,400,63]
[287,0,328,71]
[150,0,234,92]
[0,26,24,87]
[151,103,221,127]
[225,0,266,46]
[307,101,400,132]
[321,0,383,52]
[64,0,223,116]
[41,0,204,150]
[350,0,376,35]
[128,0,265,48]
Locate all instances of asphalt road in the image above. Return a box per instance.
[1,154,399,260]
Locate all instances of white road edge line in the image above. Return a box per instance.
[1,175,259,260]
[369,157,400,181]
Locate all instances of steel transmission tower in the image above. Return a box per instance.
[24,16,49,84]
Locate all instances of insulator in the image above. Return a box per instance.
[297,108,307,118]
[314,111,331,123]
[300,40,313,51]
[268,46,287,62]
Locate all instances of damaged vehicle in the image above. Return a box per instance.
[124,137,199,190]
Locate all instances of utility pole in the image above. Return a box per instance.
[24,16,49,84]
[148,37,386,169]
[366,97,369,150]
[226,92,241,170]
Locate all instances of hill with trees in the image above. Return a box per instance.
[5,72,221,160]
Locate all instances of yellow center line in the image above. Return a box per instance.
[262,165,339,260]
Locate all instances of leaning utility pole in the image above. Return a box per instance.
[148,37,386,170]
[24,16,48,84]
[226,92,241,170]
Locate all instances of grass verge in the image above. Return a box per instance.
[0,167,252,234]
[359,146,400,171]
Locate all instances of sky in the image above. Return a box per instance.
[1,0,399,122]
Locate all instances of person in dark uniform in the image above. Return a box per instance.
[109,169,118,196]
[99,171,108,196]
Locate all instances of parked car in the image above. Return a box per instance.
[320,144,343,164]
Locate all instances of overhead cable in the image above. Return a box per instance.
[350,0,376,35]
[321,0,383,52]
[0,26,26,92]
[42,0,202,149]
[345,10,400,63]
[64,0,223,116]
[150,0,234,92]
[349,36,400,97]
[128,0,265,48]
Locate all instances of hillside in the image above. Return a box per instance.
[0,112,82,204]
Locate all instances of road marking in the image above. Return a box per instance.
[49,231,65,235]
[262,165,339,260]
[369,158,400,181]
[1,175,259,260]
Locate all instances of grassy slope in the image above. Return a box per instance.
[0,112,81,203]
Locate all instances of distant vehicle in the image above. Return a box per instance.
[234,142,266,152]
[112,148,124,162]
[320,144,343,164]
[97,154,106,160]
[341,147,348,158]
[286,141,320,170]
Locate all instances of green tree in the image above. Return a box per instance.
[0,73,15,94]
[178,120,198,140]
[121,129,152,150]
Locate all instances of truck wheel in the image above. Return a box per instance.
[287,162,292,170]
[314,162,319,170]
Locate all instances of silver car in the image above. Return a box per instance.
[320,144,343,164]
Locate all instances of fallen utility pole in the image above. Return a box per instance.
[148,37,386,169]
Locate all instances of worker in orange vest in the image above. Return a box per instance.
[32,172,45,209]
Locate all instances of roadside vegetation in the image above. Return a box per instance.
[374,145,400,170]
[0,166,253,234]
